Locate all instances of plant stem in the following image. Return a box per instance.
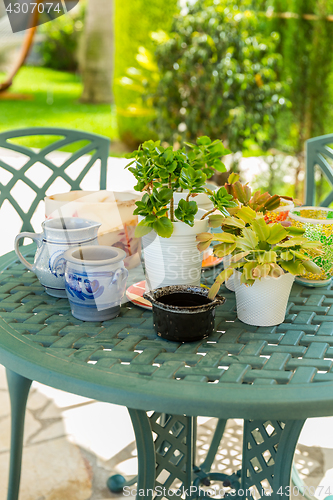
[200,208,216,220]
[169,174,174,221]
[186,192,191,202]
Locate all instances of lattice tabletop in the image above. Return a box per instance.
[1,248,333,421]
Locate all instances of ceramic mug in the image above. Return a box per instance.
[14,218,101,298]
[64,245,128,321]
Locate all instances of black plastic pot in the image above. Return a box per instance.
[143,285,225,343]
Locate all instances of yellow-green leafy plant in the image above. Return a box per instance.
[224,173,281,215]
[196,207,323,299]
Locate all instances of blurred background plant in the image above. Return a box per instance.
[264,0,333,200]
[2,0,333,202]
[113,0,179,148]
[151,0,287,156]
[37,3,85,71]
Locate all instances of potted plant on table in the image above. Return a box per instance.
[197,207,323,326]
[126,136,238,290]
[215,173,284,291]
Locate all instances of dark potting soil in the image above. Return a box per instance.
[157,292,211,308]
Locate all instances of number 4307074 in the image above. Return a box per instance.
[6,3,62,14]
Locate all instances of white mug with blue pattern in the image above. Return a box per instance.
[64,245,128,321]
[14,218,101,298]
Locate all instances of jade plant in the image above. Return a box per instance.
[126,136,238,238]
[197,207,323,299]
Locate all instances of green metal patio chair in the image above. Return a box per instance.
[305,133,333,206]
[0,127,109,234]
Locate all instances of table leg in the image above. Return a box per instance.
[108,408,156,500]
[241,419,305,500]
[199,419,227,474]
[110,415,305,500]
[6,369,32,500]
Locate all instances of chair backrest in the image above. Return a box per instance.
[0,127,109,234]
[305,134,333,207]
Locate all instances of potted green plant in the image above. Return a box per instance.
[126,136,237,289]
[214,174,283,291]
[197,207,323,326]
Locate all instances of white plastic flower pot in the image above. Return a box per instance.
[142,213,209,291]
[234,270,295,326]
[223,254,235,292]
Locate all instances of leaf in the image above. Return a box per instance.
[232,181,251,205]
[257,250,277,264]
[286,226,305,236]
[240,271,255,286]
[196,232,213,242]
[197,136,212,146]
[208,282,221,300]
[154,187,173,205]
[266,224,288,244]
[227,173,240,184]
[213,158,227,172]
[208,268,234,299]
[252,264,271,278]
[221,217,245,229]
[210,186,237,206]
[238,227,259,250]
[213,242,237,257]
[277,237,307,248]
[290,250,310,261]
[269,263,284,278]
[263,194,280,211]
[236,206,256,223]
[230,251,250,263]
[251,217,270,241]
[163,149,174,162]
[153,217,173,238]
[211,232,237,244]
[175,199,198,225]
[135,220,153,237]
[302,260,322,275]
[280,250,293,261]
[209,214,225,228]
[155,208,168,217]
[281,260,305,275]
[197,240,212,252]
[301,241,324,251]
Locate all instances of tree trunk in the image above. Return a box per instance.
[80,0,113,104]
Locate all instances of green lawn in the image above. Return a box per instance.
[0,67,118,151]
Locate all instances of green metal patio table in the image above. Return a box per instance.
[1,247,333,500]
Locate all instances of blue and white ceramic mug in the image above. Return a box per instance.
[14,218,101,298]
[64,245,128,321]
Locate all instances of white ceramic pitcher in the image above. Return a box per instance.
[14,218,101,298]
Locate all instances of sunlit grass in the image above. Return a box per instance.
[0,67,118,151]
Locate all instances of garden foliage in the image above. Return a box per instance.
[38,6,85,71]
[114,0,178,148]
[269,0,333,151]
[151,0,287,153]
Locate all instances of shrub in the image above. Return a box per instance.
[151,0,287,153]
[38,6,85,72]
[114,0,178,148]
